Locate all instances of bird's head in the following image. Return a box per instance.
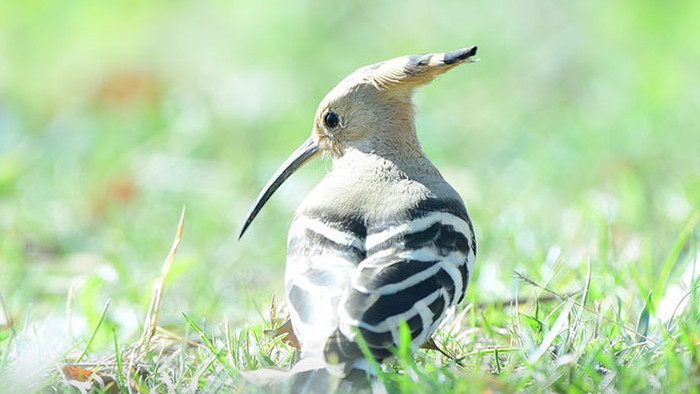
[239,46,478,238]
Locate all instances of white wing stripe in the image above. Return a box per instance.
[289,215,363,249]
[357,247,466,270]
[366,211,472,249]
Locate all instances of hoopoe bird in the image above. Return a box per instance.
[240,46,478,388]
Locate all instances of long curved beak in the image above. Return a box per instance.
[239,136,321,239]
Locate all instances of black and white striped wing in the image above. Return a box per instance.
[285,211,367,356]
[325,199,475,361]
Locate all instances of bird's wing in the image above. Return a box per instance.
[285,211,367,355]
[325,198,476,362]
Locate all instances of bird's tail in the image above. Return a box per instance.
[242,357,385,393]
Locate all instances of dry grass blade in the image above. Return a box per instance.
[421,337,463,366]
[56,208,188,393]
[140,206,187,345]
[266,319,299,349]
[513,271,571,301]
[514,270,659,344]
[474,292,578,310]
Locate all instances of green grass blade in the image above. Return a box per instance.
[76,299,111,363]
[653,213,699,302]
[182,312,237,377]
[635,292,652,343]
[112,327,126,391]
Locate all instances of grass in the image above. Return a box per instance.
[1,0,699,392]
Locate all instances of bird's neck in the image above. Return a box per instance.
[338,105,430,174]
[331,138,438,181]
[306,141,445,222]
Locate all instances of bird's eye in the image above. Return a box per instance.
[324,112,340,128]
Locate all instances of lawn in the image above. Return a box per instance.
[1,1,699,392]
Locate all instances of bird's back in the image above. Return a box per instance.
[285,148,476,365]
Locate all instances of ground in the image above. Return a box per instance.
[0,1,699,392]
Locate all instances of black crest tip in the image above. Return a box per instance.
[443,46,478,65]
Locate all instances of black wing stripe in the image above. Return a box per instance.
[435,267,457,304]
[457,259,470,303]
[344,279,440,326]
[356,259,438,291]
[301,209,367,239]
[428,292,447,318]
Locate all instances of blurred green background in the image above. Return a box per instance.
[1,0,698,343]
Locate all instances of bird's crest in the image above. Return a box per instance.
[351,46,478,91]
